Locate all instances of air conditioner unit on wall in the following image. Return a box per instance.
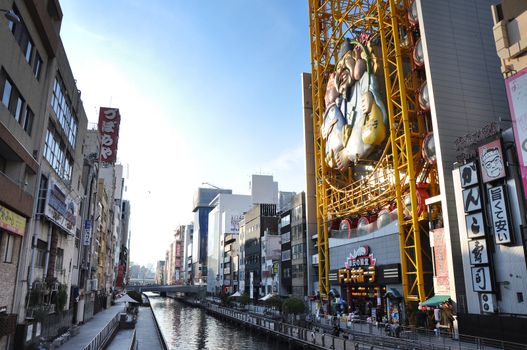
[480,293,497,313]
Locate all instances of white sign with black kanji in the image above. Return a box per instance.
[463,186,482,213]
[488,185,512,244]
[465,211,486,238]
[468,239,489,265]
[471,265,493,292]
[459,161,479,188]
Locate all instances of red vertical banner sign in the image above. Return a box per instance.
[98,107,121,164]
[432,228,450,295]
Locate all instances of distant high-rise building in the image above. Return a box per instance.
[192,187,232,284]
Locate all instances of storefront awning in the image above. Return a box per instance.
[385,288,402,299]
[421,295,451,307]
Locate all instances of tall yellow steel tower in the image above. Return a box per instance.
[308,0,437,303]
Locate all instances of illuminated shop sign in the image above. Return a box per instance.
[345,245,376,268]
[339,266,376,284]
[487,185,512,244]
[98,107,121,164]
[338,245,377,284]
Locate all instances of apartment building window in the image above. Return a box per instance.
[1,69,33,134]
[51,77,78,147]
[281,231,290,244]
[281,215,290,227]
[36,175,48,215]
[33,52,43,80]
[1,75,12,107]
[292,243,304,260]
[2,233,16,263]
[55,248,64,271]
[23,107,34,135]
[44,127,73,182]
[36,239,47,268]
[13,94,24,122]
[8,7,33,64]
[282,249,291,261]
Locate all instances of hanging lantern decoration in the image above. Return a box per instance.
[413,38,425,68]
[422,132,436,164]
[418,80,430,111]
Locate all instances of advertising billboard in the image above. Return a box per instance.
[505,67,527,199]
[44,179,78,235]
[98,107,121,164]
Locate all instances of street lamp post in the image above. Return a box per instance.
[201,182,224,190]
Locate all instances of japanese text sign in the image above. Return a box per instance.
[487,185,512,244]
[471,266,492,292]
[98,107,121,164]
[459,161,478,188]
[465,211,486,239]
[468,239,489,265]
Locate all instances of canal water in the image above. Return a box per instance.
[149,296,295,350]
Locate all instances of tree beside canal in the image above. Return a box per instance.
[282,297,306,324]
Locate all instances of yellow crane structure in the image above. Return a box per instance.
[308,0,438,304]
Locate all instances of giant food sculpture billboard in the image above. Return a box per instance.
[321,37,388,170]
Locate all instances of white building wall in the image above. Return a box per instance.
[251,175,278,205]
[206,194,252,295]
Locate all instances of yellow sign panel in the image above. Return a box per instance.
[0,205,26,236]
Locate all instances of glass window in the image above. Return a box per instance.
[282,249,291,261]
[25,39,33,63]
[14,96,24,122]
[281,231,290,244]
[4,234,15,263]
[2,79,12,107]
[50,77,78,147]
[281,214,290,227]
[33,52,43,80]
[43,127,73,182]
[55,248,64,271]
[23,107,34,135]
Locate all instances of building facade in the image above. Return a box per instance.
[191,187,231,285]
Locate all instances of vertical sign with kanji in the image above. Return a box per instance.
[488,185,512,244]
[98,107,121,164]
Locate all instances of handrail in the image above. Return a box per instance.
[205,303,527,350]
[81,312,120,350]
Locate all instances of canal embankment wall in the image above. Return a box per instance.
[142,295,168,350]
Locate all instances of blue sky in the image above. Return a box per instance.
[60,0,312,266]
